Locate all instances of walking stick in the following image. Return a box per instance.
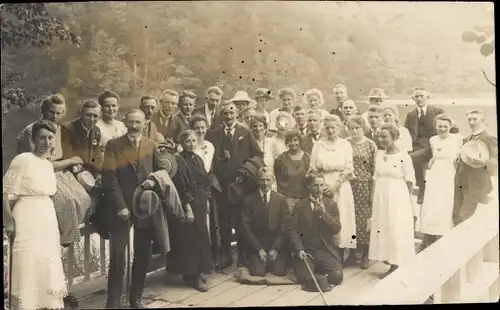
[302,253,329,306]
[8,236,13,310]
[125,226,131,308]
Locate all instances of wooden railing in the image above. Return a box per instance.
[356,178,499,305]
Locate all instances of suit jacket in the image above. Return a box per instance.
[143,120,165,143]
[404,105,444,149]
[165,112,191,143]
[61,119,103,176]
[101,134,169,227]
[366,128,383,150]
[241,190,290,254]
[289,197,342,263]
[193,105,223,131]
[329,105,343,121]
[301,133,320,155]
[151,111,174,140]
[206,123,263,185]
[455,130,498,203]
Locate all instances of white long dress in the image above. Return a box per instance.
[369,150,417,266]
[420,134,463,235]
[310,138,357,249]
[4,153,67,310]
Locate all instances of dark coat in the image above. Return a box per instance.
[455,130,498,203]
[403,105,445,151]
[100,135,168,230]
[165,112,191,144]
[61,119,103,176]
[143,120,165,143]
[366,128,384,150]
[151,111,174,140]
[193,105,223,131]
[301,134,319,155]
[167,151,213,275]
[289,197,342,263]
[241,190,290,255]
[206,123,263,186]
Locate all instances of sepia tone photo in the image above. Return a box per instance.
[2,1,498,308]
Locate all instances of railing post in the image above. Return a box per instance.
[84,233,91,281]
[484,234,499,263]
[100,237,106,275]
[465,251,484,283]
[433,269,463,303]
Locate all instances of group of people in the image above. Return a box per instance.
[3,84,497,309]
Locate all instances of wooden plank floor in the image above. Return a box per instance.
[77,261,397,308]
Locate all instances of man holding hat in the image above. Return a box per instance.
[241,167,290,277]
[289,172,344,290]
[404,87,445,204]
[102,109,175,308]
[206,101,263,269]
[255,88,273,125]
[453,109,497,225]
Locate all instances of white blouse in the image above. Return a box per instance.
[194,140,215,173]
[97,119,127,147]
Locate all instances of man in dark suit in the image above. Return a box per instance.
[61,100,104,177]
[151,89,178,139]
[102,109,172,308]
[339,99,359,138]
[404,88,445,204]
[453,109,498,225]
[206,102,263,268]
[289,172,344,286]
[241,167,290,276]
[166,90,196,143]
[365,105,384,149]
[301,110,323,154]
[193,86,224,132]
[138,95,165,143]
[293,106,308,136]
[329,84,349,121]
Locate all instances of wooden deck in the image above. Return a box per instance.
[77,261,395,308]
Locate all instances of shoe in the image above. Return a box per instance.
[360,255,370,270]
[200,273,208,284]
[379,265,398,279]
[343,254,357,267]
[64,294,79,309]
[189,277,208,292]
[129,299,145,308]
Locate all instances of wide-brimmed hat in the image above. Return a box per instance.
[367,88,388,99]
[301,274,333,293]
[132,187,161,220]
[460,139,490,168]
[76,171,96,192]
[226,91,256,107]
[255,88,275,100]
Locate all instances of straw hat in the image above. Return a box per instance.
[132,187,161,220]
[226,91,256,107]
[367,88,388,99]
[255,88,275,100]
[460,139,490,169]
[76,171,96,192]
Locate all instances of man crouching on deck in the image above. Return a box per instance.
[241,167,290,276]
[289,172,344,288]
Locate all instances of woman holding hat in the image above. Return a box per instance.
[4,120,68,310]
[419,114,463,250]
[269,111,296,161]
[167,129,213,292]
[269,88,297,132]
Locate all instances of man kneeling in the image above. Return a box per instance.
[241,167,290,276]
[289,172,344,287]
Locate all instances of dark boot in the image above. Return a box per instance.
[360,248,370,270]
[417,185,425,205]
[63,294,79,309]
[129,298,145,309]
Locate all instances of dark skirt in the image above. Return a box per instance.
[350,180,373,246]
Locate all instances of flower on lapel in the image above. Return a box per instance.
[92,139,98,146]
[238,136,244,141]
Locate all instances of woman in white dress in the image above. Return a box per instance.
[369,123,418,279]
[3,120,67,310]
[381,106,413,152]
[96,91,127,148]
[309,114,357,259]
[420,115,463,249]
[303,88,330,120]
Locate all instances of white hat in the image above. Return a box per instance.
[226,91,256,107]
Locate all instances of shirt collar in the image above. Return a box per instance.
[205,104,215,116]
[471,127,486,136]
[224,122,237,132]
[309,195,323,209]
[127,134,142,143]
[418,104,428,115]
[260,189,271,200]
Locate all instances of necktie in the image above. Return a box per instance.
[226,128,233,141]
[262,194,268,205]
[419,109,424,120]
[133,138,139,149]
